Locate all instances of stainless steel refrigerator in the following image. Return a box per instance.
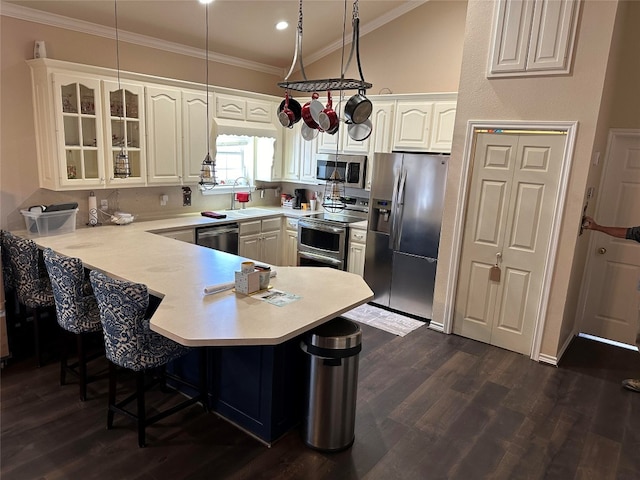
[363,152,448,320]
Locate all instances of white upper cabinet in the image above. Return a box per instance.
[365,100,394,190]
[102,80,146,187]
[392,101,434,152]
[182,89,212,184]
[282,121,318,184]
[29,59,150,190]
[430,101,457,153]
[215,93,273,123]
[488,0,580,77]
[52,73,106,189]
[145,85,183,185]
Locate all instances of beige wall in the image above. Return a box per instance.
[303,0,467,94]
[432,0,628,359]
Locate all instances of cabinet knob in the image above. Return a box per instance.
[598,247,607,255]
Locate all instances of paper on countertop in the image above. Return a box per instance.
[203,269,277,296]
[251,289,300,307]
[203,281,235,296]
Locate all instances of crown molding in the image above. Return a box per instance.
[1,3,282,76]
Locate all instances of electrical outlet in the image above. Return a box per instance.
[100,199,109,211]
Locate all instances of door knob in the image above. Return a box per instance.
[598,247,607,254]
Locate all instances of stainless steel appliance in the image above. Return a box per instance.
[364,153,448,320]
[293,188,306,210]
[195,223,239,254]
[298,197,368,270]
[316,154,367,188]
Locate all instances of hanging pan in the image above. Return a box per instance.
[278,0,307,128]
[301,122,319,141]
[278,90,302,128]
[302,92,323,130]
[343,12,372,125]
[318,91,339,133]
[348,118,372,141]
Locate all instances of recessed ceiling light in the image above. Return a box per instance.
[276,21,289,31]
[199,0,214,5]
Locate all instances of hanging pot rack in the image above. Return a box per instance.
[277,0,371,93]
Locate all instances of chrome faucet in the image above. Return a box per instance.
[230,176,251,210]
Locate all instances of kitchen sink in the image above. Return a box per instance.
[225,208,274,216]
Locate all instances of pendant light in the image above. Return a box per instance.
[113,0,130,179]
[199,0,218,189]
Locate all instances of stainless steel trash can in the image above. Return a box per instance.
[300,317,362,452]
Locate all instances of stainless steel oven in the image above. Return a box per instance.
[297,197,369,270]
[298,218,347,269]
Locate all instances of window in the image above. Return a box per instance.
[201,134,275,194]
[215,135,252,184]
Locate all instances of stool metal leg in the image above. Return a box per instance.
[107,361,117,430]
[136,371,146,448]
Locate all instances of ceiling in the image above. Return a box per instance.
[3,0,427,72]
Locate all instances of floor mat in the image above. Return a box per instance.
[342,303,425,337]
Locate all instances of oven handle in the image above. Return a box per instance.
[298,219,346,235]
[298,250,343,267]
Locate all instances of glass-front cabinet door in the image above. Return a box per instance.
[54,74,105,187]
[102,80,146,186]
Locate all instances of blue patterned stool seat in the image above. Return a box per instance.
[3,231,55,366]
[89,270,189,370]
[89,270,206,447]
[44,248,104,401]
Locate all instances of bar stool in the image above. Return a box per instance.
[43,248,104,401]
[2,231,55,366]
[89,270,206,448]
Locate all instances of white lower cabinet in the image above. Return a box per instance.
[347,227,367,277]
[238,217,282,265]
[282,217,299,267]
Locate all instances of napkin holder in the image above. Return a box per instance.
[234,270,261,295]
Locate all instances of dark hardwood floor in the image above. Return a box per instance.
[1,323,639,480]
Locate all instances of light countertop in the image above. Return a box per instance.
[25,215,373,347]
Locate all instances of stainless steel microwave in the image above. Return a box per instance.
[316,154,367,188]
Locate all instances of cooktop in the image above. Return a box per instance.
[307,196,369,224]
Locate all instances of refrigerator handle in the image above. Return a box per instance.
[390,167,407,250]
[389,167,402,249]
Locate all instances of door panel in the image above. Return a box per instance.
[580,132,640,344]
[398,154,447,259]
[458,261,497,343]
[454,135,517,342]
[455,133,566,355]
[389,252,437,319]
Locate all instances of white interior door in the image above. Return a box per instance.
[580,131,640,345]
[454,132,566,355]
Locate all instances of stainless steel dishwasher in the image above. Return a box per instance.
[195,223,239,254]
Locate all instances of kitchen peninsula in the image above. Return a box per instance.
[23,215,373,443]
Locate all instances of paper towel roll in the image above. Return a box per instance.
[88,192,98,226]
